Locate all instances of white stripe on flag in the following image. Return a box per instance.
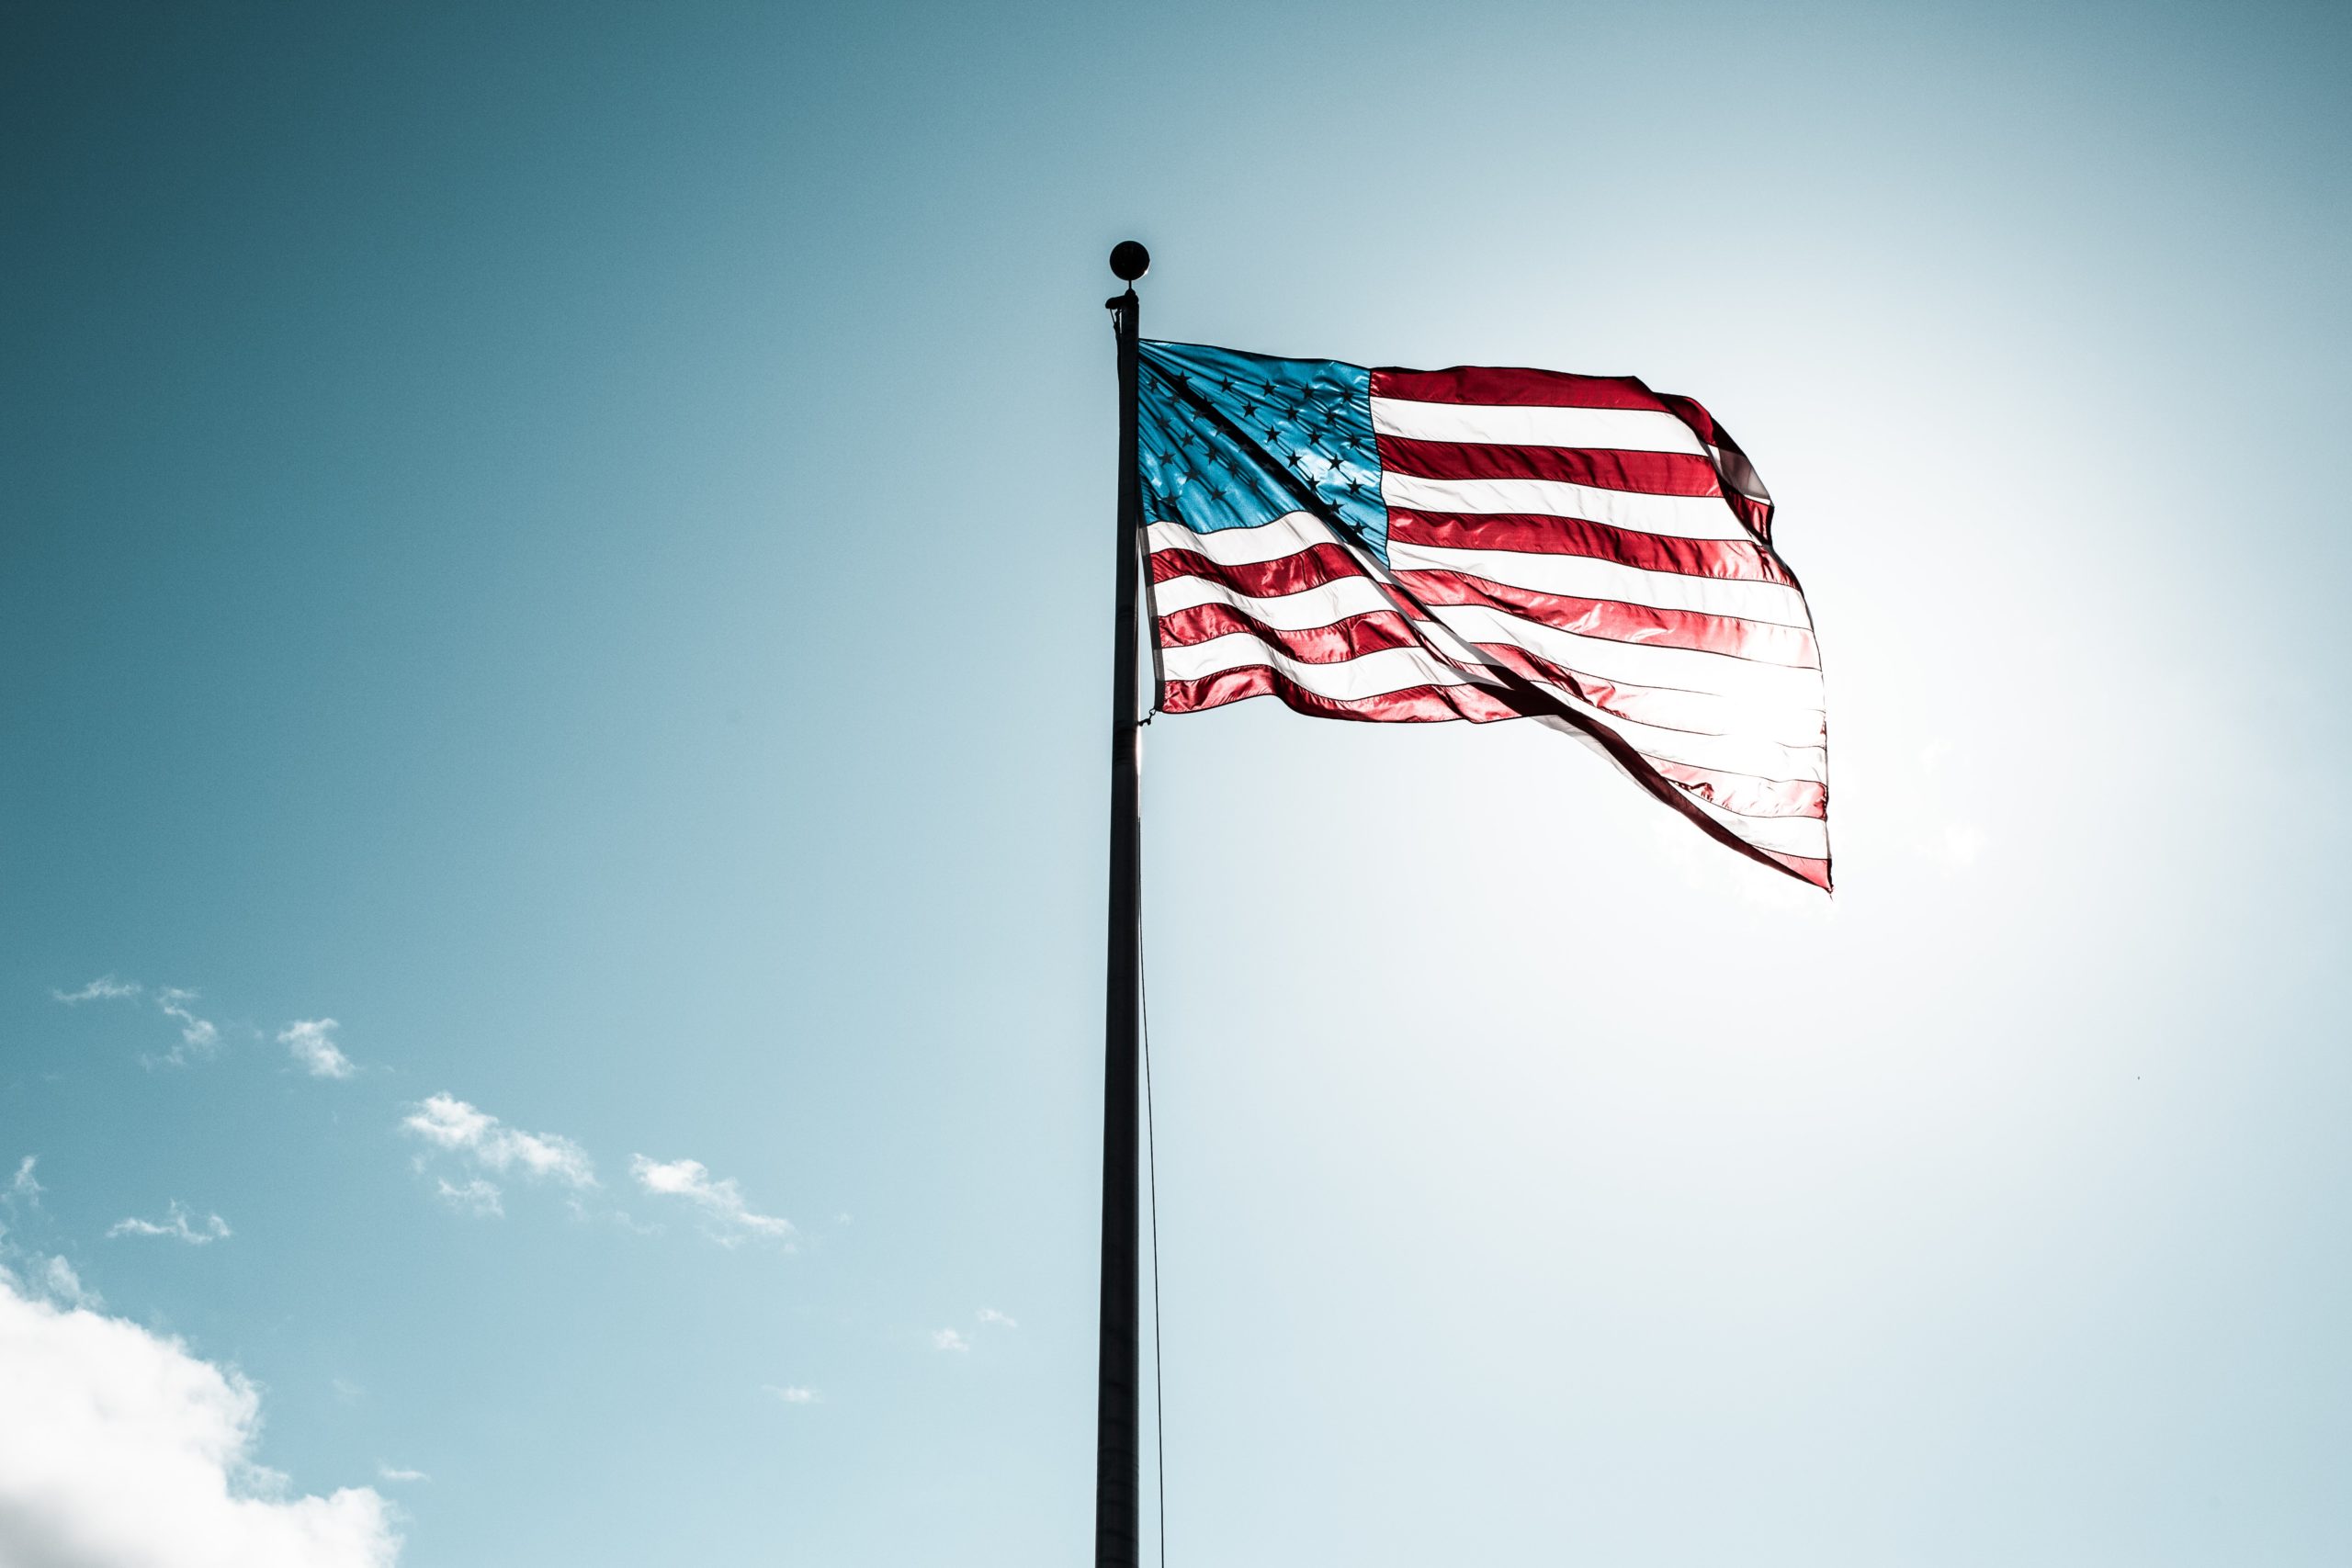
[1370,397,1707,455]
[1428,603,1825,708]
[1377,471,1749,542]
[1144,512,1354,567]
[1391,541,1814,627]
[1521,667,1824,752]
[1148,571,1400,629]
[1505,677,1834,789]
[1499,667,1829,784]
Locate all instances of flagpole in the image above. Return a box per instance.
[1094,239,1149,1568]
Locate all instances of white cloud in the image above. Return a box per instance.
[628,1156,792,1247]
[42,1256,101,1311]
[7,1156,39,1204]
[931,1328,970,1352]
[278,1020,356,1080]
[0,1270,400,1568]
[434,1178,503,1218]
[401,1094,595,1189]
[375,1467,428,1484]
[152,987,222,1067]
[108,1202,232,1246]
[977,1307,1017,1329]
[53,976,141,1005]
[763,1385,820,1404]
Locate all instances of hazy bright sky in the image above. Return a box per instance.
[4,2,2348,1564]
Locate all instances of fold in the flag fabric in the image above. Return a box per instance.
[1137,340,1831,891]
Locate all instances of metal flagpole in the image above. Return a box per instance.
[1093,239,1149,1568]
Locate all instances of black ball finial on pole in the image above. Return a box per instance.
[1109,240,1150,282]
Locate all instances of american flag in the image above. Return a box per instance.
[1138,340,1831,890]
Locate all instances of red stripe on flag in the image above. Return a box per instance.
[1371,366,1671,411]
[1385,509,1794,586]
[1395,568,1823,668]
[1656,391,1732,454]
[1726,491,1771,538]
[1376,435,1724,498]
[1757,850,1833,890]
[1148,542,1369,600]
[1646,759,1828,821]
[1654,390,1776,543]
[1160,667,1521,724]
[1155,604,1422,665]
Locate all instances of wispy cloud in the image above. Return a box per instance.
[931,1328,970,1352]
[628,1156,792,1247]
[401,1094,595,1189]
[107,1202,232,1246]
[763,1384,820,1405]
[278,1019,356,1079]
[4,1159,45,1259]
[376,1466,429,1484]
[150,988,221,1067]
[41,1257,101,1310]
[52,976,141,1005]
[977,1307,1017,1330]
[568,1196,662,1235]
[434,1178,503,1218]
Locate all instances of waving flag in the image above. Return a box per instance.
[1138,340,1831,890]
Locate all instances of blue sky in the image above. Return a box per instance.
[2,1,2347,1563]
